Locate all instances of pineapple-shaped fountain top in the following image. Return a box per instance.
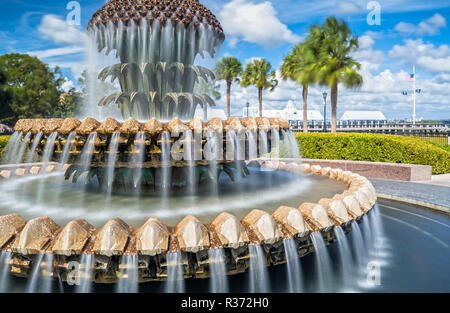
[87,0,225,121]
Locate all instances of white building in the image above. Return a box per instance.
[242,100,324,121]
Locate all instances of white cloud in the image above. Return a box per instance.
[394,13,446,36]
[336,2,361,14]
[27,46,85,59]
[389,39,450,73]
[61,78,75,92]
[353,35,385,65]
[219,0,301,48]
[37,15,86,45]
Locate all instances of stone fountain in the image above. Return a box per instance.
[0,0,377,290]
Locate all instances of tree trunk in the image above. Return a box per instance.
[226,81,231,117]
[331,82,338,133]
[302,84,308,132]
[258,87,263,117]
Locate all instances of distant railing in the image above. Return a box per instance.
[290,121,450,145]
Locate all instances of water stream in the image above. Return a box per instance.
[248,244,269,293]
[208,248,228,293]
[310,232,333,292]
[283,238,303,293]
[165,252,185,293]
[117,254,139,293]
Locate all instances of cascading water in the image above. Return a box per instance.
[351,221,367,267]
[117,255,139,293]
[16,132,31,164]
[286,131,300,159]
[283,238,303,293]
[26,253,44,293]
[41,132,58,167]
[75,254,94,293]
[80,133,98,172]
[248,244,269,293]
[40,253,54,293]
[106,132,120,195]
[165,252,185,293]
[184,130,196,195]
[334,226,354,288]
[132,132,145,190]
[310,232,333,292]
[25,132,43,163]
[160,131,172,196]
[246,131,258,161]
[208,248,228,293]
[59,132,76,170]
[0,251,12,293]
[259,130,268,156]
[1,132,21,164]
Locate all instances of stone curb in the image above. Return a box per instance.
[376,193,450,215]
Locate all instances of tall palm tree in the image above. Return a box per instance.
[241,59,278,117]
[213,57,243,117]
[280,42,316,132]
[310,17,363,132]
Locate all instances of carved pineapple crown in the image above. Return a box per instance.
[87,0,224,38]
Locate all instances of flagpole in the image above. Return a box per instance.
[413,64,416,125]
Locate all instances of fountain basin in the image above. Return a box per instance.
[0,161,376,284]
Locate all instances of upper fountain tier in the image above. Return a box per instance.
[86,0,226,121]
[87,0,225,63]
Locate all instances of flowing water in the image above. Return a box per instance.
[26,253,44,293]
[160,132,172,198]
[75,254,94,293]
[117,255,139,293]
[334,226,354,288]
[310,232,333,292]
[2,132,21,164]
[352,222,367,268]
[106,132,120,196]
[248,245,269,293]
[59,132,76,170]
[0,251,11,293]
[208,248,228,293]
[25,132,43,163]
[131,132,145,191]
[16,133,31,164]
[80,133,98,172]
[165,252,185,293]
[283,238,303,293]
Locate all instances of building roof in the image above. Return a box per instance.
[244,101,324,120]
[340,111,387,121]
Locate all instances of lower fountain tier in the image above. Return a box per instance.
[0,161,378,283]
[13,117,289,167]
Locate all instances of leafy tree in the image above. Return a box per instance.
[0,68,13,125]
[0,53,64,124]
[241,59,278,117]
[213,57,243,117]
[309,17,363,132]
[281,42,317,132]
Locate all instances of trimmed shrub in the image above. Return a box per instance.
[294,132,450,175]
[0,135,10,158]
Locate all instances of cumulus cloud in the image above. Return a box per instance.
[27,46,85,59]
[336,2,361,14]
[352,35,385,65]
[389,39,450,73]
[219,0,301,48]
[61,78,75,92]
[394,13,446,36]
[37,14,86,45]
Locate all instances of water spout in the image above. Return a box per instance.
[208,248,228,293]
[25,132,43,163]
[75,254,94,293]
[165,252,185,293]
[334,226,353,288]
[117,254,139,293]
[310,232,333,292]
[248,244,269,293]
[0,251,12,293]
[283,238,303,293]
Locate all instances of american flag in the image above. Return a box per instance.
[406,73,415,82]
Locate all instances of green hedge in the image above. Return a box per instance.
[0,135,10,158]
[294,132,450,175]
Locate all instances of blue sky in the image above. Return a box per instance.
[1,0,450,120]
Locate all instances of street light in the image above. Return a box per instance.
[322,91,327,132]
[246,102,250,117]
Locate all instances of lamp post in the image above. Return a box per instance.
[246,102,250,117]
[322,91,327,132]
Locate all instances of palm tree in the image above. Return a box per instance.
[241,59,278,117]
[213,57,243,117]
[309,17,363,132]
[280,42,316,132]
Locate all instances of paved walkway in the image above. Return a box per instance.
[370,178,450,211]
